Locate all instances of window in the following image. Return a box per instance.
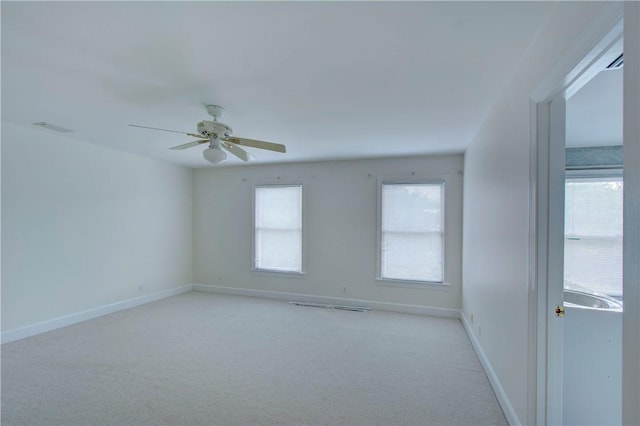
[379,181,444,283]
[253,184,303,273]
[564,174,623,299]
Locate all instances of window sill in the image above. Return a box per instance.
[252,268,306,279]
[376,278,450,291]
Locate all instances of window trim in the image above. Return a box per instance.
[251,181,306,276]
[565,167,622,179]
[376,177,446,285]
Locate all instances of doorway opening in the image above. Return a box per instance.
[562,60,623,425]
[528,16,623,426]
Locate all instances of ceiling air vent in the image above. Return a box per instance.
[33,122,73,133]
[606,53,623,70]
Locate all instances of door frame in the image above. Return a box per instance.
[528,11,623,425]
[622,4,640,424]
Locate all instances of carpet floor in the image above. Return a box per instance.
[1,291,507,425]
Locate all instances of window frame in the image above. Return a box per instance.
[251,181,306,276]
[376,177,446,286]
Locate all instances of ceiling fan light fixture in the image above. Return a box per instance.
[129,104,286,164]
[203,146,227,164]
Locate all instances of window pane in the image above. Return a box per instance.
[564,176,623,298]
[382,184,442,232]
[256,229,302,272]
[381,182,444,282]
[254,185,302,273]
[564,238,622,298]
[565,178,623,237]
[255,186,301,229]
[382,232,443,282]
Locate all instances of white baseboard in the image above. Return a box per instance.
[460,312,520,426]
[3,282,515,423]
[1,285,193,344]
[2,284,458,344]
[192,283,460,318]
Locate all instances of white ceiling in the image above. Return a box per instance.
[2,1,555,168]
[566,68,623,148]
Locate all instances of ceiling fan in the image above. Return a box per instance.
[129,105,286,164]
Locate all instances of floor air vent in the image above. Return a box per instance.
[33,122,73,133]
[289,301,371,312]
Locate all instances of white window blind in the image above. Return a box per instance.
[564,176,623,298]
[380,182,444,282]
[254,185,302,273]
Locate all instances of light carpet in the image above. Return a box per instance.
[1,291,507,425]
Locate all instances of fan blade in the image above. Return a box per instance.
[169,140,208,150]
[129,124,202,139]
[222,142,252,162]
[224,137,286,153]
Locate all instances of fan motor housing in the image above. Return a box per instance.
[198,120,232,139]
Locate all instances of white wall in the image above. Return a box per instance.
[1,122,193,332]
[193,155,463,311]
[462,2,623,424]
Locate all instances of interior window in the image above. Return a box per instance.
[564,175,623,300]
